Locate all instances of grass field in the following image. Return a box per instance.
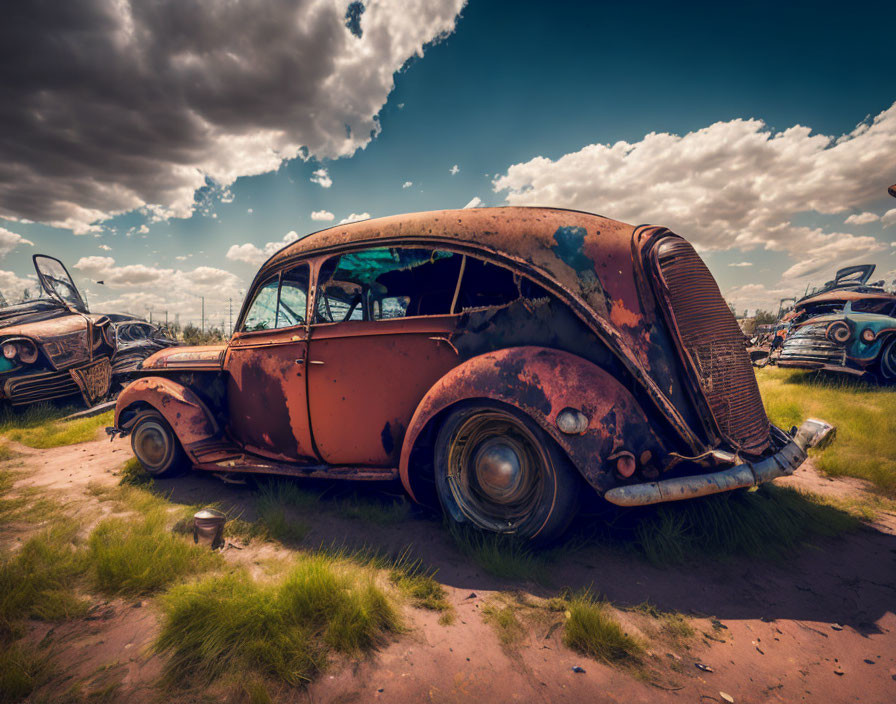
[756,367,896,496]
[0,404,112,449]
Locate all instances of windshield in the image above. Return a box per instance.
[33,255,88,312]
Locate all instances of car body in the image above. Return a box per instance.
[778,303,896,381]
[111,207,832,541]
[0,254,176,409]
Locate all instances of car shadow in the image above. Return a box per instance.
[150,468,896,635]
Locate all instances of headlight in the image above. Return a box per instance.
[861,328,876,343]
[1,338,38,364]
[826,321,851,344]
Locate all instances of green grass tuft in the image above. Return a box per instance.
[0,640,48,704]
[562,591,643,664]
[2,410,113,449]
[118,457,155,488]
[156,555,400,687]
[447,524,547,581]
[0,522,91,639]
[388,553,451,613]
[88,509,221,596]
[611,484,858,566]
[757,367,896,496]
[482,601,526,646]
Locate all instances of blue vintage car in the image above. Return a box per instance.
[778,302,896,382]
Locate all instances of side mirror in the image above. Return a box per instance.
[889,184,896,198]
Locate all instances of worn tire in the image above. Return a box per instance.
[130,410,187,476]
[434,402,579,544]
[876,335,896,384]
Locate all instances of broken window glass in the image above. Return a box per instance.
[315,247,463,323]
[454,257,547,310]
[242,277,279,331]
[276,265,309,328]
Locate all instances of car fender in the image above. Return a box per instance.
[115,376,218,457]
[399,346,664,501]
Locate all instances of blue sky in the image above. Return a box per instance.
[0,0,893,326]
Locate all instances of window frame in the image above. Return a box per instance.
[236,263,311,335]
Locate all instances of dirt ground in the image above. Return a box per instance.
[5,436,896,704]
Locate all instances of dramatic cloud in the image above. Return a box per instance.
[311,210,335,221]
[73,256,244,325]
[494,102,896,281]
[0,227,34,259]
[845,212,880,225]
[0,0,466,233]
[0,270,38,303]
[883,208,896,228]
[310,168,333,189]
[339,212,370,224]
[225,231,301,267]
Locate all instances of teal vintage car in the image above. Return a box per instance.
[778,302,896,382]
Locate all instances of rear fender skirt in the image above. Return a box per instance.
[114,376,219,460]
[399,346,665,501]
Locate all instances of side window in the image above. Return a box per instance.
[315,247,464,323]
[241,265,310,332]
[453,257,547,310]
[242,278,279,331]
[276,265,309,328]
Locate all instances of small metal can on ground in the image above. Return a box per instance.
[193,508,225,549]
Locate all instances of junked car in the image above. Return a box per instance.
[0,255,175,409]
[111,208,833,542]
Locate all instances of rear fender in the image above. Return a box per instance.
[115,376,219,459]
[399,346,664,501]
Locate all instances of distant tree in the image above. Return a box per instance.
[753,310,777,325]
[182,324,225,345]
[727,301,738,317]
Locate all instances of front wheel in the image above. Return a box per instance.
[130,410,187,476]
[434,403,580,543]
[876,336,896,384]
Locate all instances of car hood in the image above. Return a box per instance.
[141,344,225,371]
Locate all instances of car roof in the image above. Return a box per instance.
[261,206,639,300]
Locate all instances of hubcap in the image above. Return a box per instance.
[135,421,169,467]
[446,410,545,532]
[473,439,523,503]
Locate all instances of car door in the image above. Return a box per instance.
[307,246,464,467]
[224,263,318,463]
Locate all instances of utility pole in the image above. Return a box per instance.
[228,298,233,334]
[164,310,168,326]
[201,297,205,333]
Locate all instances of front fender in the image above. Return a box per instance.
[115,376,219,456]
[399,346,664,501]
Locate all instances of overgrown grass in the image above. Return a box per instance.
[155,555,400,687]
[88,508,222,596]
[387,553,452,617]
[0,641,48,704]
[757,367,896,495]
[561,591,643,664]
[2,410,113,449]
[447,524,549,581]
[631,602,694,643]
[606,484,859,566]
[0,522,90,639]
[482,600,526,647]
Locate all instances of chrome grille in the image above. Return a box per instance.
[779,324,846,365]
[653,237,770,455]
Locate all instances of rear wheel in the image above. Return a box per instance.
[130,411,187,476]
[434,403,579,543]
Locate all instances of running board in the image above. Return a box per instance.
[192,457,398,482]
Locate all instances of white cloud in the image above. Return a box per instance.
[0,0,466,233]
[310,168,333,189]
[844,211,880,225]
[449,164,459,175]
[247,208,254,214]
[175,255,190,261]
[463,196,482,209]
[0,227,34,259]
[493,102,896,281]
[73,256,245,322]
[882,208,896,228]
[728,261,753,267]
[402,181,413,189]
[98,244,112,251]
[0,270,38,302]
[311,210,335,221]
[339,212,371,225]
[225,231,302,267]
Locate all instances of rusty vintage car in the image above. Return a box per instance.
[111,208,833,541]
[0,254,175,409]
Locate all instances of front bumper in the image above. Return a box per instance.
[603,419,835,507]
